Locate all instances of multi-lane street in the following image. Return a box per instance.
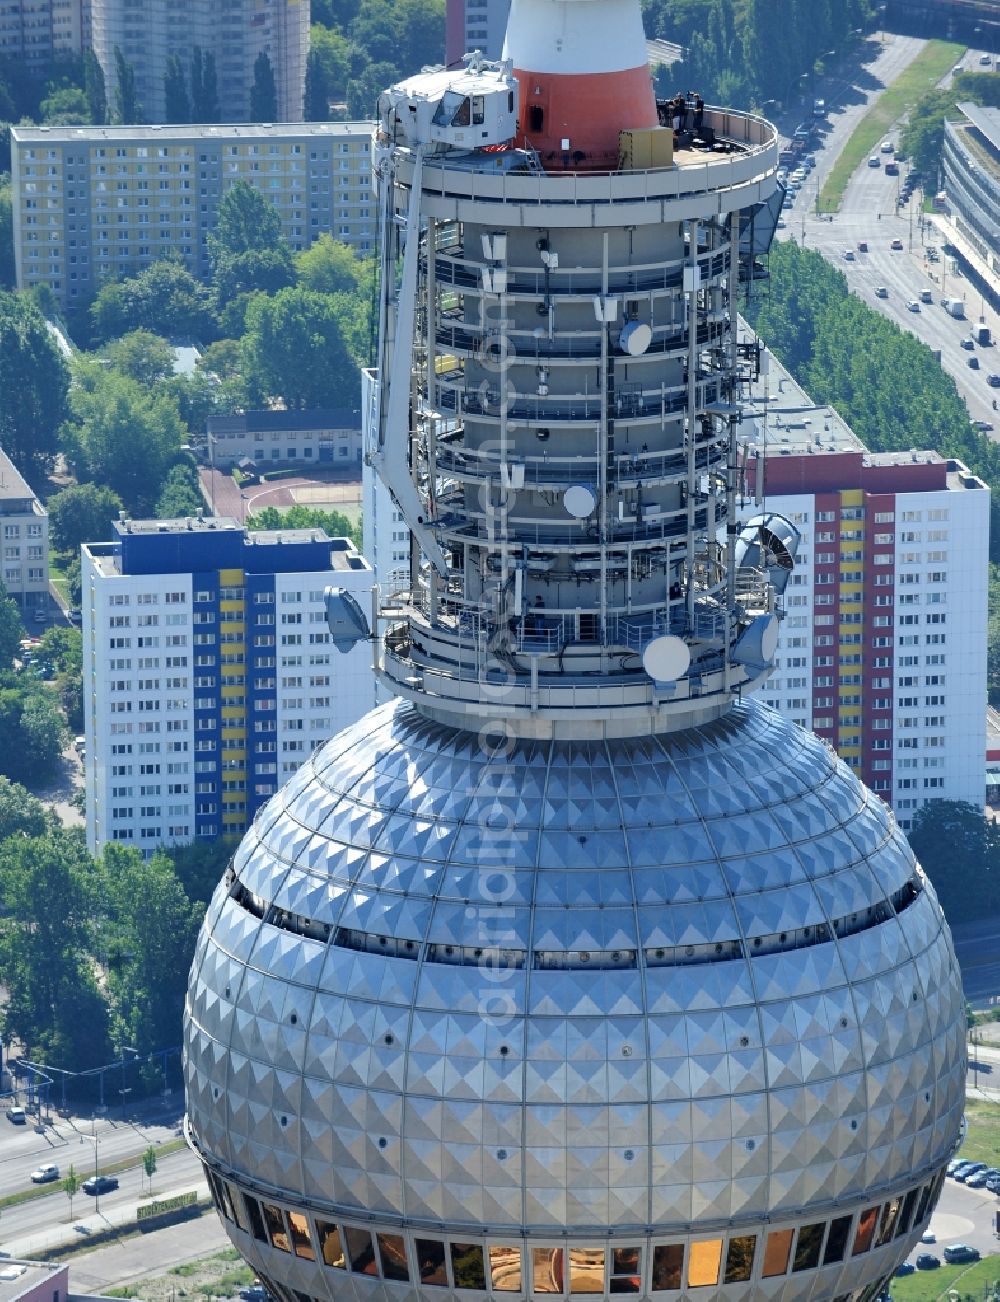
[777,42,1000,436]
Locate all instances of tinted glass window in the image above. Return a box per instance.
[451,1243,487,1291]
[532,1248,563,1294]
[762,1229,793,1278]
[378,1234,410,1282]
[687,1241,721,1288]
[288,1211,315,1261]
[651,1245,683,1291]
[568,1249,603,1293]
[876,1198,901,1247]
[610,1247,641,1294]
[489,1246,523,1292]
[898,1188,919,1237]
[243,1194,267,1244]
[346,1227,377,1275]
[852,1206,880,1256]
[317,1221,345,1269]
[823,1216,852,1265]
[262,1203,290,1252]
[416,1238,449,1287]
[792,1223,824,1272]
[226,1182,250,1234]
[723,1236,756,1285]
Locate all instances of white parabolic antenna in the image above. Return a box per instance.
[564,484,597,517]
[642,634,691,681]
[619,320,652,356]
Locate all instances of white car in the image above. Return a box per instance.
[868,155,880,168]
[30,1163,59,1184]
[5,1106,26,1125]
[907,300,920,312]
[980,53,992,65]
[880,139,894,153]
[920,1231,936,1245]
[843,249,855,261]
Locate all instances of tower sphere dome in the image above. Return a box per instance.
[184,697,964,1302]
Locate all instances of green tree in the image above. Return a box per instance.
[100,845,200,1056]
[0,777,50,841]
[48,483,124,555]
[250,50,278,121]
[155,463,204,518]
[309,26,350,102]
[113,45,142,124]
[0,677,63,783]
[190,47,220,123]
[142,1144,157,1193]
[89,260,216,342]
[908,801,1000,924]
[0,584,22,668]
[208,181,295,306]
[250,503,362,549]
[37,626,83,732]
[84,50,107,124]
[163,836,232,909]
[65,364,187,513]
[346,60,399,120]
[104,329,176,386]
[0,830,111,1067]
[63,1164,80,1219]
[242,286,360,409]
[295,233,369,295]
[0,180,14,290]
[0,291,71,478]
[305,49,331,121]
[39,85,89,125]
[164,53,190,124]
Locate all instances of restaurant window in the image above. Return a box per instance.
[823,1216,852,1265]
[651,1245,683,1291]
[317,1221,346,1269]
[287,1211,315,1261]
[762,1229,793,1278]
[568,1249,603,1293]
[451,1243,487,1290]
[610,1247,641,1294]
[242,1193,267,1243]
[532,1248,563,1294]
[687,1241,722,1289]
[723,1236,756,1285]
[345,1227,378,1275]
[378,1234,410,1282]
[876,1197,902,1247]
[792,1224,824,1272]
[261,1203,290,1252]
[489,1246,523,1292]
[852,1206,880,1256]
[416,1238,449,1287]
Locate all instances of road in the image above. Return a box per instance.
[778,44,1000,437]
[0,1104,183,1201]
[952,914,1000,1011]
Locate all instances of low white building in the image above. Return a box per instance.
[0,449,48,612]
[205,408,363,471]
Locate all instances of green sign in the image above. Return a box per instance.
[137,1191,198,1222]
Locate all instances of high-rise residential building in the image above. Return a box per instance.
[361,368,410,600]
[10,121,374,306]
[0,448,49,614]
[943,101,1000,278]
[82,515,375,856]
[90,0,308,125]
[0,0,87,67]
[742,349,989,831]
[185,0,965,1296]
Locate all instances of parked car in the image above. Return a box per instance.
[885,161,899,175]
[947,1158,963,1175]
[240,1285,270,1302]
[868,155,880,167]
[30,1164,59,1184]
[920,1231,937,1243]
[965,1170,989,1188]
[956,1161,985,1180]
[881,139,894,153]
[32,611,46,624]
[915,1253,940,1270]
[894,1262,915,1276]
[987,373,1000,386]
[907,300,920,312]
[890,238,904,250]
[943,1244,981,1264]
[6,1106,26,1124]
[82,1174,119,1195]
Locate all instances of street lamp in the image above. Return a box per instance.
[119,1046,138,1119]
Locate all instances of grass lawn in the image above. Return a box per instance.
[818,40,964,213]
[957,1098,1000,1166]
[47,553,71,605]
[891,1256,1000,1301]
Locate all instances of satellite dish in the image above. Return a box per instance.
[619,320,652,356]
[564,484,596,518]
[642,635,691,682]
[732,613,779,669]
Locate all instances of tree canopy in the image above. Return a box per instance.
[250,51,278,122]
[48,483,124,555]
[104,329,176,386]
[242,286,361,409]
[250,503,362,549]
[208,181,295,306]
[89,261,215,342]
[0,292,71,479]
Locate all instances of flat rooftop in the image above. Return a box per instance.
[0,1258,66,1302]
[12,121,374,144]
[741,334,864,456]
